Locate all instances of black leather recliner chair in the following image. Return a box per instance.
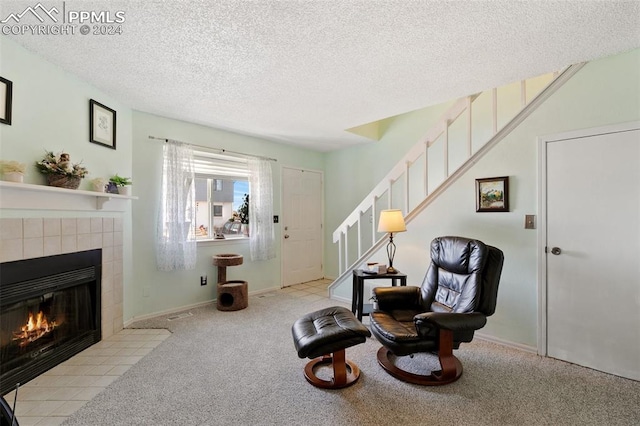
[369,236,504,385]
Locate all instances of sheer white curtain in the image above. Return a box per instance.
[248,157,275,261]
[156,141,197,270]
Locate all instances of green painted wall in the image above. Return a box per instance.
[3,33,638,349]
[0,37,132,187]
[129,111,325,321]
[0,37,325,323]
[0,36,135,312]
[323,100,454,280]
[324,48,640,347]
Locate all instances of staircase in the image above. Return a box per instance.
[329,63,585,295]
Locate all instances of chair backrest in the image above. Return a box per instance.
[420,236,503,316]
[477,244,504,316]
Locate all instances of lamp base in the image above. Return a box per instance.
[386,266,398,274]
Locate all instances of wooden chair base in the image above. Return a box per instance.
[376,329,463,386]
[303,349,361,389]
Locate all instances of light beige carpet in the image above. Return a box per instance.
[63,291,640,425]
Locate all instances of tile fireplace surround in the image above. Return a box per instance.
[0,217,124,339]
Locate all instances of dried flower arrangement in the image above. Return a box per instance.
[35,151,88,189]
[35,151,88,177]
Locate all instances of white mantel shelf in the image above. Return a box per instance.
[0,181,138,211]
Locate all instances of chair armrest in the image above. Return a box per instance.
[414,312,487,333]
[372,286,421,311]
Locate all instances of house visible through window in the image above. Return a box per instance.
[193,150,249,240]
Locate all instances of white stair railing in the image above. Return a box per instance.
[330,63,585,290]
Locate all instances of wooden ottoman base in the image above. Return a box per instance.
[292,306,371,390]
[304,349,361,389]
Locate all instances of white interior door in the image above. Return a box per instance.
[544,124,640,380]
[282,167,323,287]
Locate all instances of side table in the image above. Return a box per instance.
[352,269,407,321]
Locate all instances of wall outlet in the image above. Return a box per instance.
[142,286,150,297]
[200,275,207,286]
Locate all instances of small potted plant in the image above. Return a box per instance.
[0,160,27,183]
[109,174,132,195]
[35,151,88,189]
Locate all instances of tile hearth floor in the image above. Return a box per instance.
[2,329,171,426]
[3,279,332,425]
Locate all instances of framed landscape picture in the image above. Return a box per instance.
[0,76,13,125]
[476,176,509,212]
[89,99,116,149]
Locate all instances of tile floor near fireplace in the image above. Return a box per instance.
[2,280,331,425]
[2,328,170,426]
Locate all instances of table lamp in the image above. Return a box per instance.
[377,209,407,274]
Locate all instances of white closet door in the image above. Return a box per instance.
[546,126,640,380]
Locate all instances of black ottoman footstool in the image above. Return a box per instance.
[292,306,371,389]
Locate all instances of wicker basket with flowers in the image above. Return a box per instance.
[35,151,89,189]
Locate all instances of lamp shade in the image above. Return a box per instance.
[377,210,407,233]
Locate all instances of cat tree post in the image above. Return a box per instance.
[212,254,247,311]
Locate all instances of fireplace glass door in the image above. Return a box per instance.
[0,249,101,394]
[1,283,94,380]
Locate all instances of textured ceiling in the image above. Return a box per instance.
[2,1,639,151]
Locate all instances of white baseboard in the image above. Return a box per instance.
[475,332,538,354]
[321,300,538,356]
[248,285,281,296]
[330,294,350,304]
[123,285,282,327]
[124,300,213,327]
[322,293,539,356]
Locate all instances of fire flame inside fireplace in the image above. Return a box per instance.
[12,311,58,347]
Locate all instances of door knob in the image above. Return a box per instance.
[284,234,290,239]
[551,247,562,255]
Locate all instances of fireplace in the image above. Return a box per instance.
[0,249,101,395]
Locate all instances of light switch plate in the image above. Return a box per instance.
[525,215,536,229]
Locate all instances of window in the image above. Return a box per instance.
[193,151,249,241]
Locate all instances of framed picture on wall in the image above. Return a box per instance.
[89,99,116,149]
[0,76,13,125]
[476,176,509,212]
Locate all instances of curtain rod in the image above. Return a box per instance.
[148,136,278,162]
